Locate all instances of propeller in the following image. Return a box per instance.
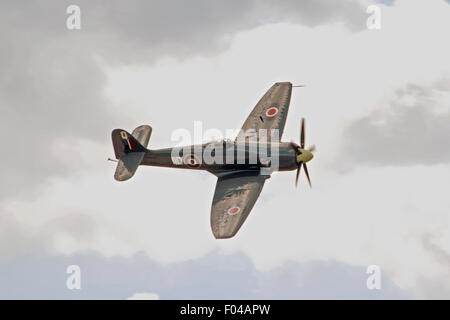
[294,118,315,188]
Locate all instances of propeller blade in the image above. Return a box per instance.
[300,118,305,148]
[295,163,302,187]
[303,163,312,188]
[308,144,316,153]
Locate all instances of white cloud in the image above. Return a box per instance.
[128,292,160,300]
[2,0,450,299]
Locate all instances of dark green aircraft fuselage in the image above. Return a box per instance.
[141,141,300,173]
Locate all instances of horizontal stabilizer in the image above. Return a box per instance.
[114,152,145,181]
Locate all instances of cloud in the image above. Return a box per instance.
[0,251,412,299]
[1,0,450,300]
[422,233,450,267]
[128,292,160,300]
[265,0,368,31]
[5,1,367,62]
[340,80,450,167]
[0,0,367,201]
[0,6,115,200]
[0,212,99,260]
[415,234,450,299]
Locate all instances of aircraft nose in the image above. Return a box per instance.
[295,149,314,164]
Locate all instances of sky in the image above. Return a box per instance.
[0,0,449,299]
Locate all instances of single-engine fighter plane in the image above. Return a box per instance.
[110,82,315,239]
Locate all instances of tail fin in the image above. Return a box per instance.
[111,125,152,181]
[131,125,152,149]
[112,126,151,159]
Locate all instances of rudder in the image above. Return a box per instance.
[112,128,148,159]
[131,125,152,148]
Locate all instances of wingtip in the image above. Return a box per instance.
[214,234,236,240]
[274,81,293,86]
[212,229,238,239]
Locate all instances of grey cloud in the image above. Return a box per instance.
[0,11,116,200]
[0,214,51,260]
[0,212,98,260]
[415,276,450,300]
[265,0,367,31]
[4,1,367,63]
[0,0,367,201]
[416,234,450,299]
[422,234,450,267]
[340,81,450,167]
[96,0,368,61]
[0,251,412,299]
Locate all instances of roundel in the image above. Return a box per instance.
[227,206,241,216]
[266,107,279,117]
[183,153,202,168]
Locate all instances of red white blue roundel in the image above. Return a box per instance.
[227,206,241,216]
[183,153,201,168]
[265,107,278,117]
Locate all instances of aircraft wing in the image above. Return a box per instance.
[236,82,293,142]
[210,172,267,239]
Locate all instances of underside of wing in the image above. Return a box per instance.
[236,82,292,143]
[210,172,266,239]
